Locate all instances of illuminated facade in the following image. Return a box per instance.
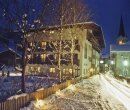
[110,17,130,77]
[110,45,130,77]
[26,22,105,80]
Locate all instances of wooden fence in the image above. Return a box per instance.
[0,77,82,110]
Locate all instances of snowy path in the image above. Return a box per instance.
[21,75,127,110]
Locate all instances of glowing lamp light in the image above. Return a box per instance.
[35,100,45,109]
[100,60,104,64]
[110,60,114,65]
[119,40,123,45]
[123,60,128,66]
[56,90,64,96]
[90,68,94,72]
[67,85,76,91]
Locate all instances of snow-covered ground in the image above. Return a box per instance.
[0,71,22,76]
[100,74,130,110]
[21,74,127,110]
[0,73,59,102]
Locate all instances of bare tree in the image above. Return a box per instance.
[57,0,92,80]
[55,0,92,25]
[24,0,92,82]
[0,0,92,92]
[0,0,55,93]
[37,0,92,81]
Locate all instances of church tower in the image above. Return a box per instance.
[117,16,127,45]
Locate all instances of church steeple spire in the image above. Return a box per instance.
[118,16,125,37]
[117,16,127,45]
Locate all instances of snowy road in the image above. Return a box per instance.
[100,74,130,110]
[21,75,127,110]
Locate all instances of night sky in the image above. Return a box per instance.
[86,0,130,55]
[0,0,130,55]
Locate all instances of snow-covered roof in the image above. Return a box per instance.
[125,41,130,45]
[0,48,21,57]
[32,22,105,48]
[2,22,105,49]
[110,44,130,52]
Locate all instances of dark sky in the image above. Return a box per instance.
[86,0,130,55]
[0,0,130,55]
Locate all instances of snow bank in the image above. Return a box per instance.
[0,75,59,101]
[21,75,126,110]
[8,93,27,100]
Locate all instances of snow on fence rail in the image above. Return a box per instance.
[0,77,82,110]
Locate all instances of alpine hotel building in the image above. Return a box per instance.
[26,22,105,80]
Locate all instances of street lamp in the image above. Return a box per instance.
[100,60,104,73]
[123,60,128,67]
[110,60,114,65]
[100,60,104,64]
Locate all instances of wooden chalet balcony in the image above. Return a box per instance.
[73,54,80,66]
[30,39,80,55]
[87,32,101,53]
[75,40,80,52]
[75,44,80,52]
[29,53,79,66]
[73,59,80,66]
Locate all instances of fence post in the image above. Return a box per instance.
[0,77,81,110]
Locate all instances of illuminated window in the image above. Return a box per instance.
[69,69,72,74]
[50,68,53,72]
[90,68,94,72]
[50,31,54,34]
[54,54,58,60]
[41,41,46,48]
[63,69,66,74]
[37,67,40,72]
[31,66,34,72]
[50,68,55,73]
[63,69,74,74]
[30,42,32,46]
[41,54,46,61]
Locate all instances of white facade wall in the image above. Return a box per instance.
[111,52,130,77]
[27,27,101,77]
